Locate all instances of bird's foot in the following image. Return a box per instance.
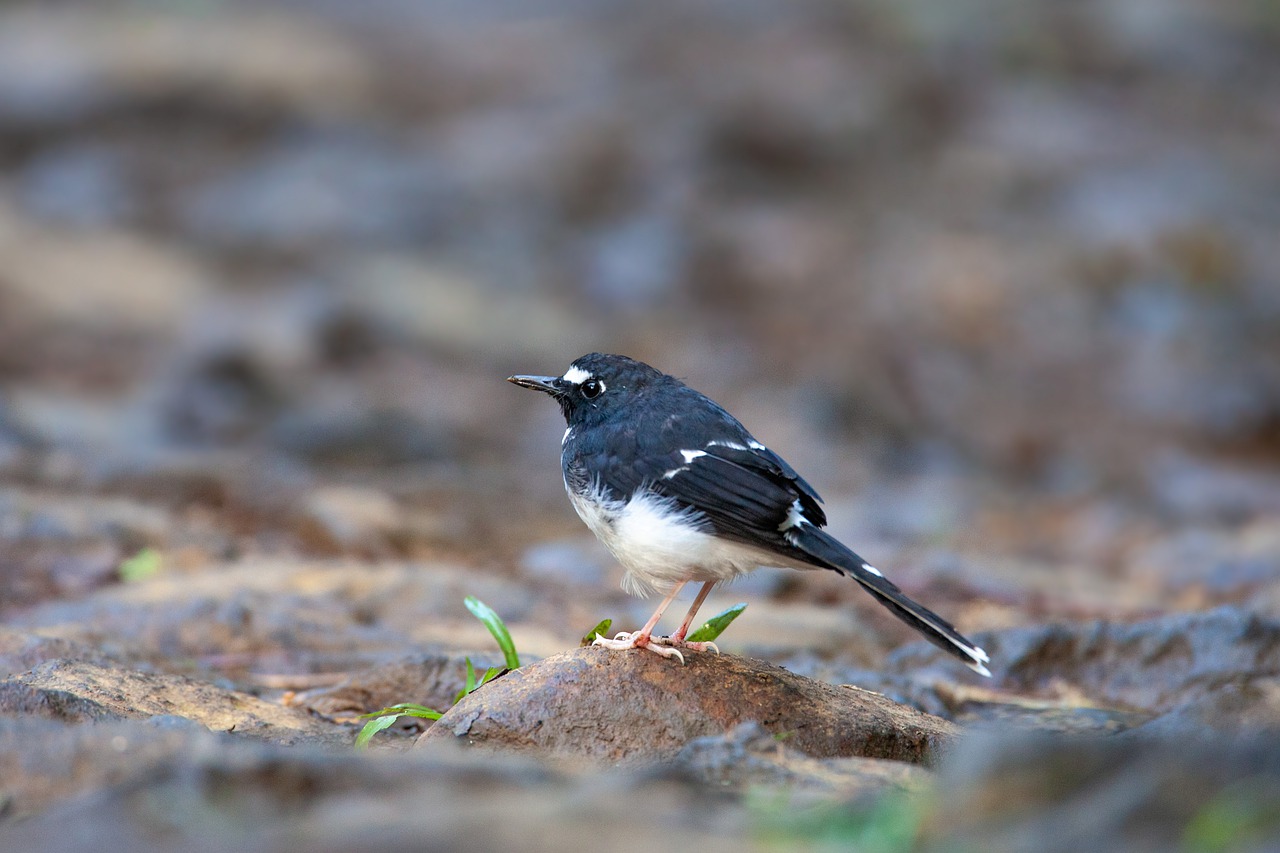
[591,632,720,662]
[650,635,720,655]
[592,632,686,664]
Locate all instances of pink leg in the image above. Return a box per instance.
[648,580,719,654]
[632,581,686,645]
[671,581,716,643]
[592,582,689,661]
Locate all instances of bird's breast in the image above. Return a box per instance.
[566,480,619,542]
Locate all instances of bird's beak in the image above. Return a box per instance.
[507,374,561,396]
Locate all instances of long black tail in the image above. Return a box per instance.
[789,525,991,676]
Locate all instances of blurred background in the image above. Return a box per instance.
[1,0,1278,662]
[3,1,1280,849]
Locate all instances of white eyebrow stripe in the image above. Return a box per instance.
[680,449,707,464]
[562,366,592,384]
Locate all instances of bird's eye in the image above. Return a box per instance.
[581,379,604,399]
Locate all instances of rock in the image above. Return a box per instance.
[296,653,507,722]
[925,730,1280,853]
[994,606,1280,718]
[9,559,529,671]
[674,720,933,796]
[0,627,116,679]
[1139,675,1280,736]
[0,716,210,821]
[0,660,350,746]
[888,606,1280,732]
[714,600,882,661]
[1,731,750,853]
[798,662,1157,736]
[417,646,958,766]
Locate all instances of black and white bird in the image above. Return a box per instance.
[509,352,990,676]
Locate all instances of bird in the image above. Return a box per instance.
[508,352,991,675]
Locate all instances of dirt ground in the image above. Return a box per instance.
[2,1,1279,850]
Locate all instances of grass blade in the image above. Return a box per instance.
[687,603,747,643]
[581,618,613,647]
[356,703,443,721]
[465,596,520,669]
[455,658,478,703]
[355,715,401,748]
[355,703,444,748]
[355,701,445,742]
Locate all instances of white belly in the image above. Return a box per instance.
[568,482,779,597]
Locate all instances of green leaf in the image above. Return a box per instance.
[478,667,504,687]
[465,657,477,692]
[687,603,747,643]
[119,547,163,583]
[355,715,400,748]
[465,596,520,669]
[454,658,478,703]
[581,619,613,646]
[356,703,443,721]
[354,703,443,749]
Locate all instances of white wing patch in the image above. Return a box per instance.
[661,449,707,479]
[778,498,811,531]
[706,439,748,451]
[561,366,592,384]
[860,563,883,577]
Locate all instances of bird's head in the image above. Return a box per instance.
[508,353,671,427]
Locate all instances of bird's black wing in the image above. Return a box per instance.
[564,387,823,546]
[650,443,824,546]
[615,391,829,553]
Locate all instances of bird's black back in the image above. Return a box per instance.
[561,356,827,555]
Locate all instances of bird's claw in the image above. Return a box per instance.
[591,632,686,664]
[596,627,696,660]
[650,636,720,654]
[591,631,720,663]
